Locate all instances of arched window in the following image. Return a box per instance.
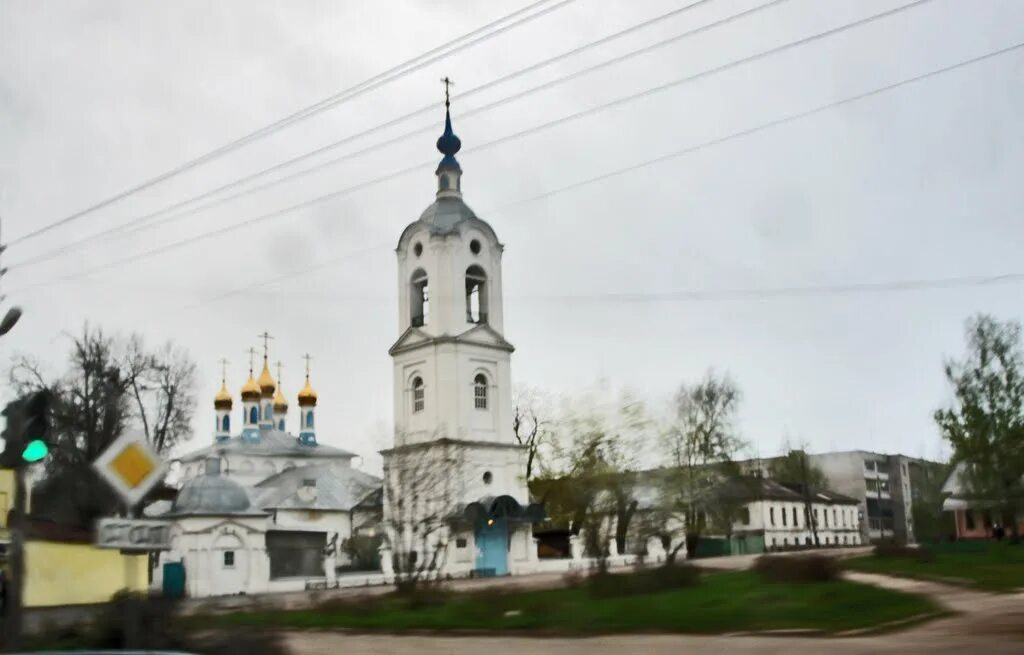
[249,406,258,424]
[222,415,230,432]
[474,373,488,410]
[263,403,272,420]
[411,377,425,413]
[410,269,429,327]
[465,265,488,324]
[305,411,314,428]
[277,419,285,431]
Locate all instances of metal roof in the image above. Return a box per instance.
[177,429,356,462]
[253,463,382,512]
[166,474,264,517]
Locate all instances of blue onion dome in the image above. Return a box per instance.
[436,108,462,173]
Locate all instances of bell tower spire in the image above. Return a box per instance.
[435,76,462,199]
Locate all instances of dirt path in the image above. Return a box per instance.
[283,569,1024,655]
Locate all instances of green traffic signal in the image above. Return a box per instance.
[22,439,48,463]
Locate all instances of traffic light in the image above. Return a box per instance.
[0,390,52,467]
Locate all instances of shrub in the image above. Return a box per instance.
[873,543,936,562]
[33,591,288,655]
[586,564,699,598]
[753,554,839,583]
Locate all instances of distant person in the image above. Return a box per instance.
[994,524,1005,541]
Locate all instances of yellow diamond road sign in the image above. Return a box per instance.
[93,432,166,507]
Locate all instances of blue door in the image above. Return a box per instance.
[474,517,509,576]
[162,561,186,599]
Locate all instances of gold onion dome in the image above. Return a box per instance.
[273,384,289,412]
[214,381,233,410]
[241,374,261,401]
[297,376,318,407]
[257,359,276,397]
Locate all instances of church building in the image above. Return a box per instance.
[381,87,542,578]
[150,347,382,598]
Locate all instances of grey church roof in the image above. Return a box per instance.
[253,463,382,512]
[178,429,356,463]
[396,196,501,251]
[166,474,265,517]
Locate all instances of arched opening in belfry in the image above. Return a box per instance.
[410,268,429,327]
[465,265,488,324]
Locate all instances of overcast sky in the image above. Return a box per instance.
[2,0,1023,473]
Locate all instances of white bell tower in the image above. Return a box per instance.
[382,82,536,578]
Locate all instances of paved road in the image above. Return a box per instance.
[283,564,1024,655]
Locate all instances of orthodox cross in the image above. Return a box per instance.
[275,360,284,386]
[218,357,229,384]
[257,331,274,360]
[245,347,257,375]
[441,76,455,107]
[302,353,313,380]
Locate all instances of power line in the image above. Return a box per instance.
[182,39,1024,309]
[11,0,743,271]
[7,0,575,247]
[1,0,967,297]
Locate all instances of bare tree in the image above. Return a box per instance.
[769,443,829,547]
[8,324,196,526]
[380,436,467,592]
[658,371,745,561]
[512,385,550,481]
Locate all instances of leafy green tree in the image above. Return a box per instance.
[935,314,1024,540]
[535,387,651,567]
[658,371,745,561]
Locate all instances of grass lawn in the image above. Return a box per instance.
[845,542,1024,592]
[209,570,941,635]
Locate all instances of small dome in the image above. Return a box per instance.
[257,359,276,397]
[298,376,318,407]
[214,381,233,410]
[240,374,261,401]
[273,384,288,412]
[172,474,251,515]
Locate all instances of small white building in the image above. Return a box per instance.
[151,355,382,598]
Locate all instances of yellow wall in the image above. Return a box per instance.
[0,468,12,528]
[24,540,149,607]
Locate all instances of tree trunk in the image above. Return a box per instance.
[685,532,700,560]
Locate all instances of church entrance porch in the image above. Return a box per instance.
[474,516,509,576]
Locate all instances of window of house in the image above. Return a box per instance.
[223,551,235,568]
[782,507,788,526]
[465,265,488,324]
[823,509,828,528]
[965,509,976,530]
[769,507,775,526]
[833,508,837,526]
[474,374,488,409]
[222,415,230,431]
[410,269,429,327]
[249,406,258,424]
[305,411,314,428]
[738,507,750,525]
[456,538,467,548]
[805,537,811,546]
[278,419,285,431]
[412,377,425,413]
[792,506,798,526]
